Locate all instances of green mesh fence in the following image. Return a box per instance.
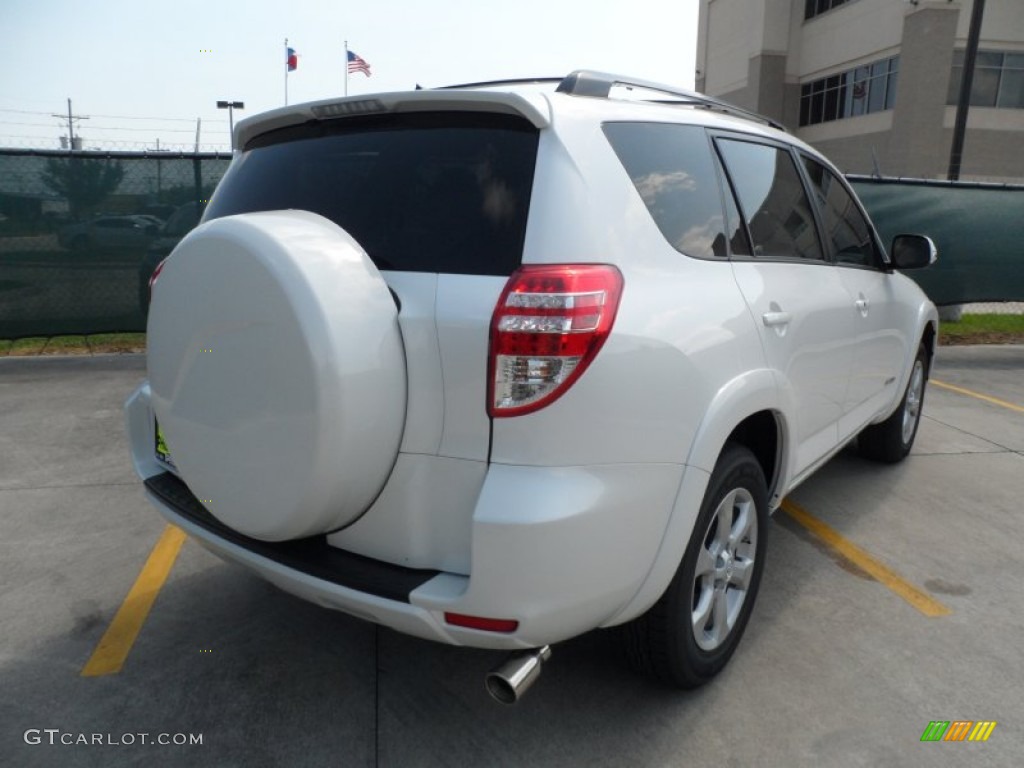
[0,149,230,338]
[850,176,1024,307]
[4,150,1021,339]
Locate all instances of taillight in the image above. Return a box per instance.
[148,257,168,295]
[488,264,624,418]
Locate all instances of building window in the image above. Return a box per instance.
[799,56,899,127]
[947,50,1024,109]
[804,0,855,21]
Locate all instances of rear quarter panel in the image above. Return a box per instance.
[491,104,771,471]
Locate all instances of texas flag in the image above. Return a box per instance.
[286,47,298,72]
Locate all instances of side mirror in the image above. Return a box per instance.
[890,234,937,270]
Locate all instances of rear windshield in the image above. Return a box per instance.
[204,112,538,275]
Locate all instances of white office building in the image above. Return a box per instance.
[696,0,1024,181]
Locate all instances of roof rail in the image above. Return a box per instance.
[555,70,787,132]
[436,77,563,90]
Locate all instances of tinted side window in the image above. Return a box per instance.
[716,139,824,261]
[715,154,752,257]
[205,113,538,276]
[802,157,879,267]
[604,123,729,259]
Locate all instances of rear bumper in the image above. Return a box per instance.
[127,382,685,649]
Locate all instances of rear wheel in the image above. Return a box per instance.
[623,443,768,688]
[858,343,928,463]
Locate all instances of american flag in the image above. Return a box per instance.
[348,50,372,77]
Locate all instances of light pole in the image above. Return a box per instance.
[216,100,245,151]
[947,0,986,181]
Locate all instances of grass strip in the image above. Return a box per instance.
[941,313,1024,345]
[1,313,1022,355]
[86,333,147,354]
[9,337,48,356]
[41,335,90,355]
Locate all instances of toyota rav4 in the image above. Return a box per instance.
[125,71,937,702]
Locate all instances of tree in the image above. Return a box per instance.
[41,157,125,218]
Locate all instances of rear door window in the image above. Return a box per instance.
[716,138,825,261]
[205,112,538,276]
[603,122,730,259]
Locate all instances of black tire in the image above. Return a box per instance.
[622,442,768,688]
[858,343,928,463]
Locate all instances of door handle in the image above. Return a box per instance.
[762,311,791,328]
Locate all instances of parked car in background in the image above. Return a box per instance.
[134,214,166,229]
[126,71,938,702]
[58,215,159,252]
[139,203,177,221]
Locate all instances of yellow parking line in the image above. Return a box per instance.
[81,525,187,677]
[931,379,1024,414]
[780,500,951,618]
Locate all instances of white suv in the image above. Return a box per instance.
[125,71,937,702]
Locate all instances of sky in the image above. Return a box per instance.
[0,0,699,153]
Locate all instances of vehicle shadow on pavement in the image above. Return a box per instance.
[4,545,748,768]
[6,500,934,768]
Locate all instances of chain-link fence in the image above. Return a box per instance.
[3,149,1021,340]
[0,149,230,338]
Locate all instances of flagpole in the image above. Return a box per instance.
[344,39,349,97]
[284,38,289,105]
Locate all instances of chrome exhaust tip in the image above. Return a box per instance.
[485,645,552,704]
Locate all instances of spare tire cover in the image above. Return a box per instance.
[147,210,406,541]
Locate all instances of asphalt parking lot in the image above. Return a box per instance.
[2,346,1022,767]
